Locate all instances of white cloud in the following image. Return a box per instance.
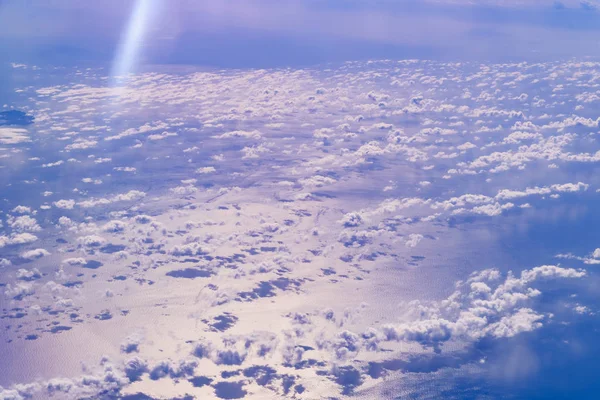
[405,233,424,248]
[195,166,216,174]
[42,160,64,168]
[54,199,76,209]
[0,127,30,144]
[21,248,50,260]
[213,130,262,140]
[8,215,41,232]
[78,190,146,208]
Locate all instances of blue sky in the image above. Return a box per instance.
[2,0,600,69]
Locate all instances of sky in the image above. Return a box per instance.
[1,1,600,400]
[2,0,600,70]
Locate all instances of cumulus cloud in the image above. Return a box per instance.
[120,334,143,354]
[21,248,50,260]
[213,130,262,140]
[0,233,38,248]
[0,127,30,144]
[11,206,32,214]
[54,199,76,209]
[196,166,216,174]
[0,358,130,399]
[78,235,106,247]
[78,190,146,208]
[405,233,424,248]
[62,257,87,266]
[102,220,128,233]
[8,215,41,232]
[496,182,589,201]
[319,265,586,354]
[41,160,64,168]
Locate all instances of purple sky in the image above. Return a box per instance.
[1,0,600,68]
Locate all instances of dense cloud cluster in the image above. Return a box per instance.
[0,59,599,398]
